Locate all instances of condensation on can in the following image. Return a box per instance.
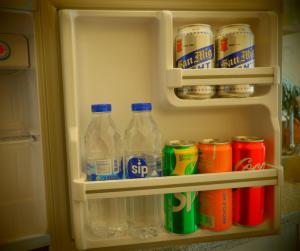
[163,140,199,234]
[216,24,255,98]
[232,136,266,226]
[175,24,215,100]
[197,139,232,231]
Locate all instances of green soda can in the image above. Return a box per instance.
[163,140,199,234]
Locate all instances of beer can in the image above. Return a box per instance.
[216,24,255,98]
[175,24,215,99]
[163,140,198,234]
[175,86,216,100]
[232,136,266,226]
[198,139,232,231]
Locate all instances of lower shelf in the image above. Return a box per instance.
[71,169,282,249]
[73,167,283,201]
[82,220,276,249]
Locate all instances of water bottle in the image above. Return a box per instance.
[125,103,162,239]
[84,104,127,238]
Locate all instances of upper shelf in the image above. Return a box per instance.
[166,67,279,87]
[157,10,279,108]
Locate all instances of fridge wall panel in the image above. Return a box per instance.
[0,140,47,243]
[0,11,41,137]
[0,10,47,245]
[0,74,28,136]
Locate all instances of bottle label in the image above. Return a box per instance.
[126,155,162,178]
[95,159,112,175]
[86,157,123,181]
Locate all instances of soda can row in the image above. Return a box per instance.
[163,136,266,234]
[175,24,255,99]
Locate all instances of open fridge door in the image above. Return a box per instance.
[59,9,283,250]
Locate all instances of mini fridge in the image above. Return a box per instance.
[0,0,284,250]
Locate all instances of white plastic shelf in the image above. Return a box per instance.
[83,220,275,249]
[162,95,268,108]
[73,167,283,201]
[166,67,279,87]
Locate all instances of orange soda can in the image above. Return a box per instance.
[198,139,232,231]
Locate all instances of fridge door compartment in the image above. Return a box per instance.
[79,221,277,249]
[158,10,279,108]
[71,168,282,249]
[73,184,279,250]
[72,167,282,201]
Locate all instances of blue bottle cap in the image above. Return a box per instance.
[91,104,112,112]
[131,103,152,111]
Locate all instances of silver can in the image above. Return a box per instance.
[216,24,255,98]
[175,24,215,99]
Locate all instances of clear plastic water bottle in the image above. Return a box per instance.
[84,104,127,238]
[125,103,163,239]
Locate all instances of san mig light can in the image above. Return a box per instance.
[198,139,232,231]
[163,140,198,234]
[175,24,215,99]
[217,24,255,98]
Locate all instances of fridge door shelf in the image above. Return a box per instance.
[0,135,36,145]
[80,220,277,249]
[157,10,278,108]
[72,166,283,201]
[165,67,280,108]
[166,67,279,88]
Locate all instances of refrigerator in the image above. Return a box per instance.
[0,0,283,250]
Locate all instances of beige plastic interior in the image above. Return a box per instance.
[59,10,281,250]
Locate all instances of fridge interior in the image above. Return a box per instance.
[0,10,47,244]
[59,10,282,249]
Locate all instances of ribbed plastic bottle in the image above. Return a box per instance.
[84,104,127,238]
[125,103,162,239]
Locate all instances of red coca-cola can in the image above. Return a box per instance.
[232,136,266,226]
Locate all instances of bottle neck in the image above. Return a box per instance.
[92,111,111,115]
[132,110,151,115]
[91,112,112,121]
[131,111,152,126]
